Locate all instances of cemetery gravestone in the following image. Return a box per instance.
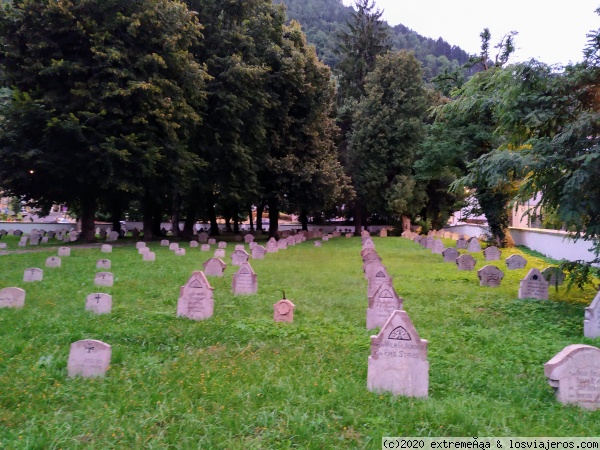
[160,240,169,247]
[584,291,600,338]
[542,267,566,287]
[198,233,209,243]
[277,240,288,250]
[69,232,79,242]
[235,244,245,251]
[24,268,43,282]
[0,287,25,308]
[379,229,387,238]
[208,238,216,245]
[442,247,459,263]
[169,243,179,251]
[86,293,112,315]
[274,299,295,323]
[244,234,255,244]
[143,252,156,261]
[477,265,505,287]
[518,268,549,300]
[367,310,429,397]
[175,248,186,256]
[100,244,112,253]
[138,247,150,255]
[423,237,434,249]
[58,247,71,257]
[201,244,210,252]
[41,237,48,244]
[367,281,403,329]
[314,241,322,247]
[107,231,119,242]
[368,269,392,298]
[234,235,242,242]
[544,344,600,410]
[0,243,6,249]
[483,246,502,261]
[456,254,476,271]
[456,237,467,249]
[94,272,114,287]
[266,239,278,253]
[18,237,27,247]
[467,238,481,252]
[232,262,258,295]
[413,236,422,245]
[67,339,111,378]
[506,254,527,270]
[346,233,353,238]
[96,259,111,270]
[252,245,266,260]
[46,257,61,268]
[203,258,227,277]
[231,249,250,266]
[218,241,227,249]
[190,241,199,248]
[214,249,225,258]
[431,239,444,254]
[177,271,214,321]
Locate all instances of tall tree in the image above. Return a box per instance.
[0,0,208,241]
[335,0,390,234]
[349,50,429,224]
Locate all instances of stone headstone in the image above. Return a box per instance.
[190,241,199,248]
[364,260,387,280]
[542,267,566,287]
[379,228,387,238]
[208,238,216,245]
[86,293,112,314]
[41,236,48,244]
[214,249,225,258]
[14,230,23,237]
[0,287,26,309]
[518,268,549,300]
[143,251,156,261]
[277,240,288,250]
[203,258,227,277]
[367,310,429,397]
[138,247,150,255]
[467,238,481,252]
[0,242,6,249]
[201,244,210,252]
[362,238,375,249]
[244,234,255,244]
[23,268,43,282]
[217,241,227,249]
[107,231,119,242]
[346,233,353,238]
[431,239,444,254]
[477,265,505,287]
[63,234,71,243]
[46,256,62,268]
[29,235,40,246]
[456,254,476,271]
[367,281,403,329]
[413,236,422,245]
[177,271,214,320]
[252,245,266,259]
[231,249,250,266]
[584,291,600,338]
[274,299,295,323]
[234,235,242,242]
[69,232,79,242]
[442,247,459,262]
[67,339,111,378]
[314,241,322,247]
[175,248,186,256]
[249,241,257,249]
[160,240,169,247]
[506,254,527,270]
[47,231,56,239]
[96,259,111,270]
[58,247,71,257]
[483,246,502,261]
[456,237,467,249]
[361,246,377,259]
[169,243,179,251]
[266,239,278,253]
[94,272,114,287]
[18,237,27,247]
[367,269,392,298]
[235,244,245,251]
[232,262,258,295]
[544,344,600,410]
[198,232,209,243]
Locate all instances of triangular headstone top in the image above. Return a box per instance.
[442,247,459,263]
[456,254,476,271]
[584,291,600,338]
[477,265,504,287]
[367,310,428,397]
[483,246,502,261]
[177,271,214,320]
[232,262,258,295]
[506,254,527,270]
[467,238,481,252]
[366,282,403,330]
[203,258,227,277]
[518,268,549,300]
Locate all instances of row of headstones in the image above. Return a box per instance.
[360,232,429,397]
[398,230,600,410]
[0,228,80,248]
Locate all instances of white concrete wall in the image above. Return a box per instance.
[443,224,489,238]
[509,227,598,264]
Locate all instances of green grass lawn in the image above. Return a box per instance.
[1,235,599,449]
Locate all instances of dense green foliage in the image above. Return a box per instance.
[1,236,599,447]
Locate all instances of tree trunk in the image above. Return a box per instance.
[110,196,123,233]
[225,216,232,233]
[354,202,363,236]
[268,196,279,239]
[171,190,180,237]
[256,202,264,233]
[80,197,97,243]
[208,198,219,236]
[152,206,162,237]
[233,213,239,234]
[249,207,254,232]
[182,205,196,239]
[142,197,154,241]
[401,215,411,231]
[300,208,309,231]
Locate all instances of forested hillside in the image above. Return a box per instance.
[274,0,471,79]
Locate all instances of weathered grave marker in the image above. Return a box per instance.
[190,241,199,248]
[58,247,71,257]
[86,293,112,314]
[467,238,481,252]
[367,282,403,329]
[314,241,322,247]
[67,339,111,378]
[175,248,186,256]
[143,251,156,261]
[456,254,476,271]
[214,249,225,258]
[94,272,114,287]
[177,271,214,320]
[367,269,392,298]
[160,240,169,247]
[244,234,255,244]
[201,244,210,252]
[46,256,62,268]
[208,238,216,245]
[431,239,444,254]
[544,344,600,410]
[456,237,467,249]
[231,249,250,266]
[274,298,295,323]
[506,254,527,270]
[218,241,227,249]
[169,243,179,251]
[252,245,266,259]
[203,258,227,277]
[23,268,43,282]
[0,287,25,308]
[442,247,459,262]
[542,267,566,287]
[96,259,111,270]
[477,265,504,287]
[367,310,429,397]
[518,268,549,300]
[483,246,502,261]
[584,291,600,338]
[232,262,258,295]
[379,229,387,238]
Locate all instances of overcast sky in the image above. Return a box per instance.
[340,0,600,66]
